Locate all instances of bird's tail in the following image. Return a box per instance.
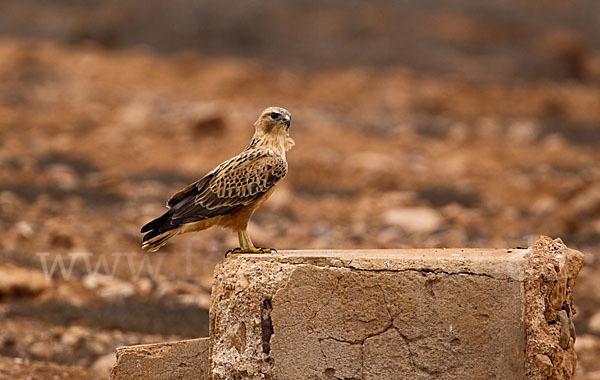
[141,212,181,252]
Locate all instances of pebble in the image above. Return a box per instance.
[588,311,600,335]
[383,207,443,233]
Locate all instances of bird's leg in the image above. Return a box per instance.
[238,230,246,248]
[225,231,246,257]
[226,230,277,255]
[243,229,255,249]
[242,230,276,254]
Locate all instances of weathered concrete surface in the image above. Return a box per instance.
[210,236,583,380]
[110,337,209,380]
[525,237,583,379]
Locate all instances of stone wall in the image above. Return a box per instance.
[111,236,584,380]
[110,338,209,380]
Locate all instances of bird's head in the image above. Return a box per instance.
[254,106,292,136]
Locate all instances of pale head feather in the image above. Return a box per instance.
[253,106,295,153]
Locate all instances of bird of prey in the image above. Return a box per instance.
[141,106,294,254]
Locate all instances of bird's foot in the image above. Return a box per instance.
[225,247,243,257]
[248,246,278,254]
[225,247,277,256]
[258,247,278,254]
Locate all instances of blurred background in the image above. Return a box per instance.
[0,1,599,379]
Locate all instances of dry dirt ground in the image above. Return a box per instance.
[0,37,599,379]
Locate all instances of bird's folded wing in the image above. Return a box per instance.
[167,152,287,224]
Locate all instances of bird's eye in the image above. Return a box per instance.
[270,112,280,119]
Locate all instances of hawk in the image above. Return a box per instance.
[141,106,294,254]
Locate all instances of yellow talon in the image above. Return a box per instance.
[243,246,273,254]
[225,247,244,257]
[225,246,276,256]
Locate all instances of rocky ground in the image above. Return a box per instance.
[0,37,599,378]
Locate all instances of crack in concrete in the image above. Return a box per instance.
[396,327,443,376]
[315,276,420,379]
[346,266,511,281]
[397,328,419,373]
[376,283,434,376]
[395,327,461,376]
[283,259,517,281]
[317,338,328,373]
[316,282,447,379]
[307,275,341,323]
[360,343,365,380]
[320,322,395,347]
[320,321,439,379]
[240,256,521,282]
[269,261,511,379]
[317,337,363,380]
[377,284,393,322]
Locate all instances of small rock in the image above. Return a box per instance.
[588,311,600,335]
[557,310,571,349]
[540,29,586,80]
[82,274,135,300]
[0,191,20,209]
[506,119,540,144]
[549,265,567,312]
[49,232,74,249]
[47,164,79,190]
[191,112,226,137]
[542,133,567,150]
[134,278,154,297]
[61,325,88,347]
[28,341,52,359]
[534,354,553,377]
[1,334,15,348]
[86,339,107,356]
[0,264,52,297]
[476,117,502,139]
[383,207,443,233]
[98,281,135,300]
[14,221,34,239]
[119,101,150,126]
[82,274,102,290]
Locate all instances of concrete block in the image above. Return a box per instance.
[210,236,583,380]
[110,337,209,380]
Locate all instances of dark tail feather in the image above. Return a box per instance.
[141,212,172,233]
[142,229,180,252]
[141,211,180,252]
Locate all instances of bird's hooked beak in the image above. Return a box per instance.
[283,114,291,127]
